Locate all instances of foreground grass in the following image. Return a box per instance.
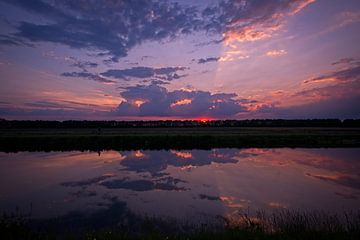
[1,210,359,240]
[1,127,360,151]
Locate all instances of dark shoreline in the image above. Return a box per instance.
[1,127,360,152]
[2,208,359,240]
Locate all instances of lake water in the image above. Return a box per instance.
[0,148,359,225]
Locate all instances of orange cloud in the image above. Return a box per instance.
[223,24,282,45]
[132,150,146,158]
[289,0,316,16]
[219,50,250,62]
[170,150,193,159]
[266,49,287,57]
[303,77,337,84]
[170,98,192,108]
[223,0,315,45]
[133,99,146,107]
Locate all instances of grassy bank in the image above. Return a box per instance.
[0,127,360,151]
[1,209,359,239]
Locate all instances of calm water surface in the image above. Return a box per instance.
[0,148,359,223]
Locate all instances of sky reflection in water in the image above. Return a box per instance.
[0,148,359,222]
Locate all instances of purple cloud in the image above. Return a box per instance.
[101,66,187,81]
[113,84,247,118]
[61,71,115,84]
[304,60,360,84]
[261,58,360,119]
[1,0,314,62]
[197,57,220,64]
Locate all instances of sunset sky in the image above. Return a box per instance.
[0,0,359,120]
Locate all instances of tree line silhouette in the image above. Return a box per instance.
[1,119,360,128]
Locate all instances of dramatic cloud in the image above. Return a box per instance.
[304,58,360,84]
[61,71,115,84]
[1,0,314,61]
[1,0,201,62]
[197,57,220,64]
[113,84,247,118]
[4,0,358,121]
[101,66,187,81]
[202,0,315,44]
[247,58,360,119]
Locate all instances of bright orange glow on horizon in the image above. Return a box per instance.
[198,118,211,123]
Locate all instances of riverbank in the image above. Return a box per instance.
[1,209,359,240]
[1,127,359,151]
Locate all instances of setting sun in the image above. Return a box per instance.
[197,118,210,123]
